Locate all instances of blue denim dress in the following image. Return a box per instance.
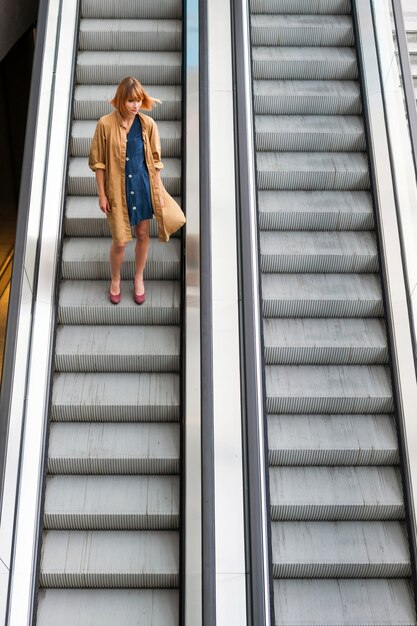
[125,116,153,226]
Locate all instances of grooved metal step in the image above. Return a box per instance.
[71,120,181,158]
[37,589,179,626]
[52,372,180,422]
[58,280,180,325]
[253,80,362,115]
[263,318,387,365]
[61,238,180,280]
[258,190,373,231]
[76,51,182,85]
[261,273,383,318]
[79,19,182,52]
[252,47,358,81]
[270,521,410,579]
[272,579,415,626]
[269,467,404,520]
[47,423,179,475]
[40,531,179,588]
[44,475,180,529]
[267,414,399,466]
[64,196,181,237]
[81,0,182,19]
[251,15,354,47]
[256,152,369,190]
[265,365,393,414]
[255,115,365,152]
[68,157,181,196]
[250,0,352,15]
[55,325,180,372]
[260,231,377,273]
[73,85,182,121]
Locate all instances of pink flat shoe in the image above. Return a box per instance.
[109,284,121,305]
[134,290,146,305]
[133,280,146,305]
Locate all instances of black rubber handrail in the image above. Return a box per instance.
[231,1,273,625]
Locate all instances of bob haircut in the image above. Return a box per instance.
[110,76,161,115]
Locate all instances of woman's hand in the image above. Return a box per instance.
[99,194,111,213]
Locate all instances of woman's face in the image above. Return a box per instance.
[124,97,142,116]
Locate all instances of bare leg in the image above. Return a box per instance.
[134,220,150,295]
[109,241,126,295]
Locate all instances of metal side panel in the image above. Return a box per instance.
[4,1,80,624]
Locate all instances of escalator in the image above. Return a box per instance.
[36,1,183,623]
[248,0,417,623]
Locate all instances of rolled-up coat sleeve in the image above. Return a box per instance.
[89,119,106,171]
[149,119,164,170]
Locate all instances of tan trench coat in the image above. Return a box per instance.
[89,110,184,243]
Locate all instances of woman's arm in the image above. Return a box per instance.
[95,169,111,213]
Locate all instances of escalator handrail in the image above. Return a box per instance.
[231,1,272,624]
[391,0,417,183]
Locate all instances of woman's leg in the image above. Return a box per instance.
[109,241,126,294]
[134,219,150,295]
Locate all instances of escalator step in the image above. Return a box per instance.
[61,238,181,280]
[44,475,179,530]
[79,19,182,52]
[270,521,410,578]
[255,115,365,152]
[253,80,361,115]
[265,365,393,414]
[47,422,179,475]
[263,318,387,365]
[261,274,383,318]
[251,15,354,47]
[55,325,180,373]
[81,0,182,20]
[250,0,351,15]
[76,51,182,85]
[267,414,398,466]
[252,47,357,81]
[37,589,178,626]
[260,231,377,273]
[58,280,180,325]
[256,152,369,190]
[52,372,179,422]
[272,579,415,626]
[40,530,179,588]
[258,190,373,231]
[269,466,404,520]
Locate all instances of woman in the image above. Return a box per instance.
[89,76,164,305]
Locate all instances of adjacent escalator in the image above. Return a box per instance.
[249,1,417,623]
[36,1,183,624]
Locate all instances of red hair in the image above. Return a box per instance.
[110,77,161,115]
